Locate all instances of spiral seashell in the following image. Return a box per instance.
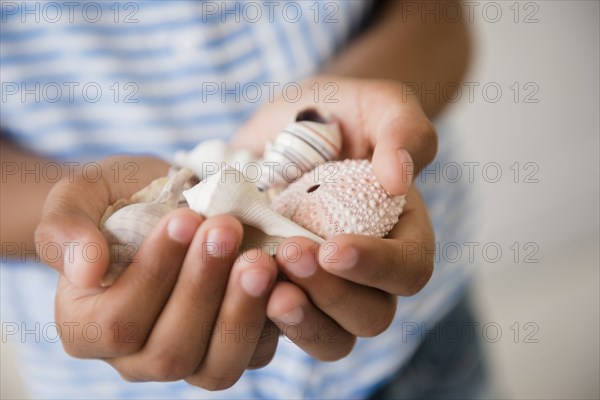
[271,160,406,239]
[183,165,324,244]
[100,168,194,286]
[257,108,342,191]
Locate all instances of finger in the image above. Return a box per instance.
[187,249,277,391]
[365,83,438,195]
[267,281,355,361]
[276,237,397,337]
[34,176,111,287]
[57,208,204,358]
[320,186,435,296]
[247,320,279,369]
[108,215,243,381]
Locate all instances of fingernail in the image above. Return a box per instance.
[275,307,304,325]
[324,245,358,271]
[167,216,198,244]
[397,148,414,189]
[240,269,272,297]
[285,248,317,278]
[206,228,238,258]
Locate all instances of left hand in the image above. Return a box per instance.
[231,76,437,360]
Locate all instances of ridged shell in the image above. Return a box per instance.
[271,160,406,238]
[257,110,342,191]
[101,202,172,286]
[100,168,193,286]
[184,166,324,244]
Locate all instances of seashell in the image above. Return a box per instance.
[100,168,194,286]
[271,160,406,238]
[257,108,342,191]
[174,139,257,180]
[99,167,194,225]
[183,166,324,244]
[240,224,283,256]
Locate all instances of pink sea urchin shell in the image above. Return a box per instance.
[271,159,406,238]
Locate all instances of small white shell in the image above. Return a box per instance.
[257,108,342,191]
[174,139,256,180]
[100,168,194,286]
[184,166,324,244]
[101,202,172,286]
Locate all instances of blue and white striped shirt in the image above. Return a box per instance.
[1,1,472,398]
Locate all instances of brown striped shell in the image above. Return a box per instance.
[257,108,342,191]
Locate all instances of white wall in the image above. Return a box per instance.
[442,1,599,398]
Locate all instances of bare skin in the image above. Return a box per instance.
[2,0,471,390]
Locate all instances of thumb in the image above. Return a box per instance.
[370,106,438,196]
[35,178,111,288]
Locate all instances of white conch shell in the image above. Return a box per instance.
[257,108,342,191]
[174,139,256,180]
[100,168,194,286]
[183,166,324,244]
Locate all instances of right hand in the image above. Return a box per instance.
[34,156,279,390]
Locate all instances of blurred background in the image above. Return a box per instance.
[443,1,599,398]
[2,1,599,399]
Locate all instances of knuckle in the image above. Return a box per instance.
[248,352,275,369]
[96,330,136,357]
[405,262,434,296]
[145,353,196,382]
[58,322,128,358]
[117,370,143,383]
[178,269,212,306]
[93,314,144,356]
[188,373,240,391]
[313,336,356,362]
[138,254,169,281]
[355,295,397,337]
[55,314,127,358]
[322,289,347,310]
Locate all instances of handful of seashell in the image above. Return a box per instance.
[100,108,406,286]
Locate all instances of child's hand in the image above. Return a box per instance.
[35,156,278,390]
[268,185,433,360]
[231,77,436,359]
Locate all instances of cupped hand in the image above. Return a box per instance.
[232,76,437,360]
[268,186,434,360]
[35,156,279,390]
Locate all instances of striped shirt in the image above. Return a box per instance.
[1,1,473,398]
